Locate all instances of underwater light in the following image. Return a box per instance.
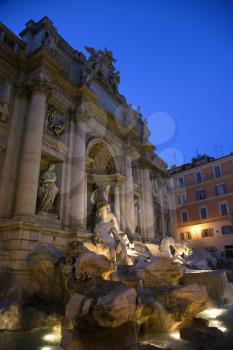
[198,308,226,319]
[42,324,62,344]
[209,319,227,332]
[170,332,180,340]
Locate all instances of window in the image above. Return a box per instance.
[220,203,228,216]
[178,176,185,188]
[195,171,203,183]
[180,232,185,241]
[215,184,226,196]
[196,189,206,200]
[180,232,192,240]
[214,165,222,178]
[225,245,233,258]
[178,194,187,205]
[0,76,6,99]
[181,211,188,223]
[222,225,233,235]
[201,228,214,238]
[200,207,208,219]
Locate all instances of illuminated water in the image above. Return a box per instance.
[0,308,233,350]
[140,306,233,350]
[0,327,62,350]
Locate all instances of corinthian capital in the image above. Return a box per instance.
[76,102,92,122]
[29,74,55,96]
[123,140,139,160]
[13,81,31,98]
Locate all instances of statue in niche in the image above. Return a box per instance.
[37,164,59,214]
[90,185,133,265]
[47,104,65,136]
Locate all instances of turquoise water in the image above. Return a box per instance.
[0,327,62,350]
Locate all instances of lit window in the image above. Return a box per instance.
[222,225,233,235]
[215,184,226,196]
[196,189,206,200]
[195,171,203,183]
[220,203,228,216]
[200,207,208,219]
[181,211,188,223]
[201,228,214,238]
[214,165,222,178]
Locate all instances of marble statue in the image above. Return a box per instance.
[37,164,59,213]
[91,185,132,265]
[84,47,120,93]
[47,105,65,136]
[142,118,151,141]
[160,236,192,264]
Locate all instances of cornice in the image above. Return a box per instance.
[43,133,68,156]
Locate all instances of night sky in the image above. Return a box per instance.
[1,0,233,167]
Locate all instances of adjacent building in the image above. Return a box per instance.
[170,153,233,256]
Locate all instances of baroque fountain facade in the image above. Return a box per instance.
[0,17,232,350]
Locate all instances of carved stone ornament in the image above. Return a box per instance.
[76,103,92,122]
[29,74,55,96]
[123,140,137,157]
[42,22,57,54]
[142,118,151,141]
[13,80,31,98]
[124,104,142,131]
[46,104,65,136]
[82,47,120,94]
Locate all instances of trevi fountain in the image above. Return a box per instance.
[0,17,233,350]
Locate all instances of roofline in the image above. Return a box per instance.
[169,152,233,177]
[0,22,25,47]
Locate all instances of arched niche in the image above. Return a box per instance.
[86,138,119,175]
[86,139,119,230]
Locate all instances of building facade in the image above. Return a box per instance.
[170,153,233,256]
[0,17,173,284]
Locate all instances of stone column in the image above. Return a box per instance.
[14,75,53,216]
[113,184,120,223]
[119,184,126,232]
[124,145,135,238]
[69,104,89,229]
[0,82,29,217]
[141,166,155,242]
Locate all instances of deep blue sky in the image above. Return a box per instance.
[1,0,233,167]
